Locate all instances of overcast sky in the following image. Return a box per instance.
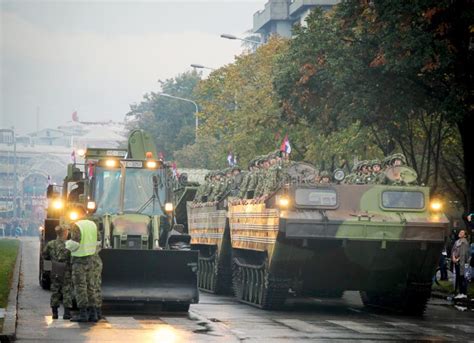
[0,0,264,134]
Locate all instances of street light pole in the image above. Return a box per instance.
[190,64,216,71]
[220,33,262,46]
[157,93,199,140]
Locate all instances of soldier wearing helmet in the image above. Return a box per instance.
[365,159,382,184]
[319,171,331,184]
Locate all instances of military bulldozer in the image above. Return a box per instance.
[185,161,449,315]
[39,130,199,311]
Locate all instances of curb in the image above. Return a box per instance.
[431,290,450,300]
[0,240,22,343]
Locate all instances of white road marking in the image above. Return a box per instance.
[328,320,392,334]
[44,316,80,328]
[386,322,454,338]
[276,319,331,333]
[442,324,474,334]
[105,316,141,329]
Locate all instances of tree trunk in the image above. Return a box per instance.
[458,114,474,213]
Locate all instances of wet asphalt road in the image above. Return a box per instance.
[15,237,473,342]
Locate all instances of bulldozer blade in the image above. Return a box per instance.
[100,249,199,304]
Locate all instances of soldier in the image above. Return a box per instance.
[90,246,103,320]
[319,171,331,184]
[43,225,73,320]
[365,159,382,184]
[194,172,210,203]
[254,155,271,200]
[244,157,262,200]
[237,159,254,200]
[66,219,101,323]
[262,151,285,198]
[343,162,359,184]
[200,171,215,204]
[208,171,225,203]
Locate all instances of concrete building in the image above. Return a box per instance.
[0,120,126,226]
[253,0,339,42]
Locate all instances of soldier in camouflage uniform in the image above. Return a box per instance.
[366,159,382,184]
[66,219,101,323]
[43,225,73,320]
[244,157,262,201]
[254,155,271,200]
[261,151,285,198]
[194,172,211,203]
[237,159,255,200]
[89,247,103,320]
[208,171,226,203]
[319,171,331,184]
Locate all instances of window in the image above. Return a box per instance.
[382,191,425,210]
[295,188,337,208]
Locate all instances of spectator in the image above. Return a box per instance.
[452,228,470,299]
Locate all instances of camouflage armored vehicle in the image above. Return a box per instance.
[186,202,233,293]
[39,130,199,311]
[186,161,448,315]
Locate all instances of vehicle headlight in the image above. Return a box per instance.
[146,160,157,169]
[52,199,64,210]
[87,201,96,210]
[77,148,86,157]
[278,196,290,208]
[430,200,442,212]
[165,202,173,212]
[105,159,118,168]
[69,211,79,221]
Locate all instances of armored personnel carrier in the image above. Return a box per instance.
[186,161,448,315]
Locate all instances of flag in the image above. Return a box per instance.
[47,175,51,185]
[88,162,94,179]
[280,134,291,154]
[72,111,79,122]
[71,150,76,163]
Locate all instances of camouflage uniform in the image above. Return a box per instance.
[208,173,226,202]
[89,249,103,309]
[43,235,73,312]
[263,163,282,195]
[68,221,101,322]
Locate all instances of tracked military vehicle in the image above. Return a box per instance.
[186,161,448,315]
[39,130,199,311]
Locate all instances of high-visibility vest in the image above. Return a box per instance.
[71,220,98,257]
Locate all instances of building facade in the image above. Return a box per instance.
[0,120,126,232]
[253,0,340,41]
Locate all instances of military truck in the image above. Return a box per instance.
[186,162,449,315]
[39,130,199,311]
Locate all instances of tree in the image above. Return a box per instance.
[189,37,290,168]
[274,1,473,209]
[127,71,201,160]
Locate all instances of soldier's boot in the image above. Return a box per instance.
[51,307,59,320]
[96,307,103,320]
[70,308,88,322]
[63,307,72,320]
[88,307,98,323]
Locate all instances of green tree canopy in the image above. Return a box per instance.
[127,71,201,160]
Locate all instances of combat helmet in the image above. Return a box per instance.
[389,153,407,166]
[370,159,382,168]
